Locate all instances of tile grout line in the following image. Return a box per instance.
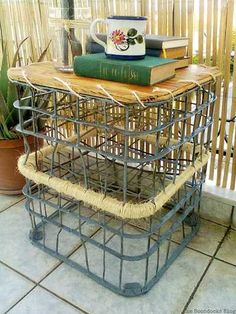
[199,215,230,228]
[1,256,90,314]
[170,216,228,259]
[170,239,212,258]
[1,257,91,314]
[170,234,236,268]
[38,285,90,314]
[181,228,231,313]
[2,198,234,313]
[0,260,37,285]
[1,233,226,314]
[181,206,235,314]
[0,196,25,214]
[214,256,236,268]
[2,219,234,314]
[3,283,89,314]
[1,193,103,314]
[4,285,38,314]
[2,227,102,314]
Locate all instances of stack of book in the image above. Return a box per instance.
[86,33,189,69]
[73,34,189,86]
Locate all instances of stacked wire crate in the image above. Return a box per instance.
[11,63,217,296]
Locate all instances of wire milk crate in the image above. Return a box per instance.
[9,62,219,296]
[22,175,203,297]
[15,80,215,165]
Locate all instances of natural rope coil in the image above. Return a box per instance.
[18,133,209,220]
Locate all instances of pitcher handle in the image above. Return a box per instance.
[90,18,107,50]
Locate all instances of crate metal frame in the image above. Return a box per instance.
[23,176,202,297]
[13,79,216,296]
[14,81,215,164]
[18,123,209,217]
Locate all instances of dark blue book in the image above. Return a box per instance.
[86,42,163,57]
[85,42,186,58]
[88,33,188,49]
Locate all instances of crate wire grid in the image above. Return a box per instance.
[16,82,215,218]
[18,128,209,219]
[14,80,216,296]
[23,176,202,297]
[15,81,215,164]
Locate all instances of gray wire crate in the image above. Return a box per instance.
[18,128,208,216]
[18,135,206,296]
[23,175,202,297]
[15,81,215,164]
[14,80,216,296]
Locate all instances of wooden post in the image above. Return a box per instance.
[212,0,218,65]
[216,0,234,187]
[174,0,181,36]
[181,0,187,37]
[205,0,213,65]
[198,0,204,63]
[167,0,173,36]
[230,127,236,190]
[222,44,236,187]
[187,0,194,62]
[209,0,227,181]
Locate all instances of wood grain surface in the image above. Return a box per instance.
[8,61,221,104]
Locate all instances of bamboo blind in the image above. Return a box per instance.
[0,0,235,190]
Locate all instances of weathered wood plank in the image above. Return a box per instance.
[8,62,220,104]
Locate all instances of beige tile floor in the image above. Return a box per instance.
[0,194,235,314]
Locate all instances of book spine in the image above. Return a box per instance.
[73,57,151,85]
[89,34,188,49]
[86,42,105,53]
[86,42,162,57]
[91,33,163,49]
[146,48,162,57]
[145,38,163,49]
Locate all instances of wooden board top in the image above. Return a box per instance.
[8,61,221,104]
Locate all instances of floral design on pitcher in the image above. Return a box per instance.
[110,28,144,51]
[111,30,126,45]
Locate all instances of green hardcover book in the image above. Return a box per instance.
[73,53,177,86]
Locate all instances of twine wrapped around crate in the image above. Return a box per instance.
[18,127,208,219]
